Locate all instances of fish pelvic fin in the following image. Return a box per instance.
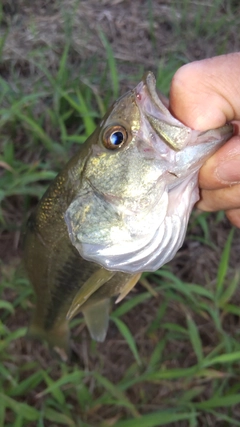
[82,298,110,342]
[115,273,141,304]
[27,319,70,361]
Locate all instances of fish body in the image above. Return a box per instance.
[24,72,233,353]
[24,143,137,352]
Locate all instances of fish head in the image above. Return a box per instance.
[65,72,233,273]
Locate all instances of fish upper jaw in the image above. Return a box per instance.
[134,72,193,151]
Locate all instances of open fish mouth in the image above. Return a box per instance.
[134,71,194,152]
[134,71,233,154]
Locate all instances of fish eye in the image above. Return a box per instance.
[102,125,128,150]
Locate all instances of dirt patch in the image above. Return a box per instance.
[2,0,239,81]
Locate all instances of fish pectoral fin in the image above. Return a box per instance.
[83,298,110,342]
[115,273,141,304]
[66,268,115,321]
[146,113,190,151]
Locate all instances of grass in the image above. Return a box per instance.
[1,0,240,426]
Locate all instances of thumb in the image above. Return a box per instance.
[169,53,240,131]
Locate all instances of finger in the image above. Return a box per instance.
[226,208,240,228]
[169,53,240,130]
[198,136,240,190]
[197,184,240,212]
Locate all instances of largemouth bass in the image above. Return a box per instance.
[24,72,233,354]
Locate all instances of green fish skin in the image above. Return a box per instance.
[24,72,233,356]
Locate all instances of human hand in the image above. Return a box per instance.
[169,53,240,228]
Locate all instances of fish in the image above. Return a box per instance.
[24,71,233,355]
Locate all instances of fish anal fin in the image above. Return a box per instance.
[83,298,110,342]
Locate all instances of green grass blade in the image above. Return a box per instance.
[186,313,203,365]
[8,371,44,397]
[144,366,199,381]
[0,394,39,421]
[99,30,119,98]
[209,411,240,426]
[44,408,75,426]
[57,42,70,84]
[76,88,96,135]
[0,365,17,386]
[216,227,234,299]
[13,414,24,427]
[114,411,196,427]
[12,111,56,151]
[60,89,96,136]
[218,269,240,307]
[39,370,83,398]
[41,371,66,405]
[6,92,48,109]
[1,328,27,351]
[0,399,5,427]
[112,292,151,318]
[0,300,14,314]
[184,283,214,300]
[0,28,9,59]
[195,393,240,409]
[148,338,166,370]
[63,134,88,144]
[162,322,188,335]
[93,372,139,418]
[111,317,142,366]
[203,351,240,367]
[223,303,240,316]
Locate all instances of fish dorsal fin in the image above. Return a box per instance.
[83,298,110,342]
[66,268,115,321]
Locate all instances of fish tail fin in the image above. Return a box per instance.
[28,318,70,360]
[83,298,110,342]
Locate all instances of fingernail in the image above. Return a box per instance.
[216,156,240,184]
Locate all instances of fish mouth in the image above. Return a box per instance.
[134,71,194,152]
[134,71,234,154]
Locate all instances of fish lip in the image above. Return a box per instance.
[135,71,170,115]
[141,71,162,109]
